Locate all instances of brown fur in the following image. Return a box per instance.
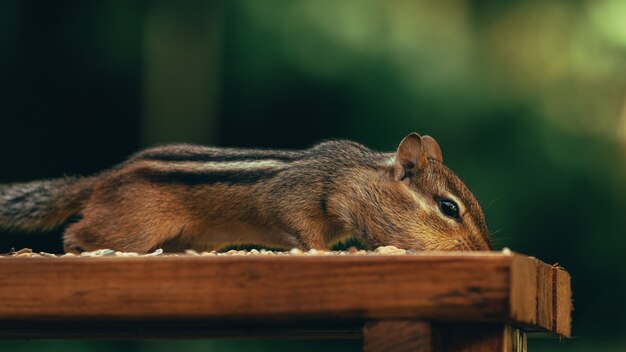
[0,133,492,253]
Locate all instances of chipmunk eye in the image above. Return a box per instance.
[437,198,460,221]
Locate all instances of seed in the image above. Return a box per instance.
[146,248,164,256]
[18,252,40,257]
[114,251,139,257]
[289,248,303,255]
[374,246,406,255]
[13,248,33,255]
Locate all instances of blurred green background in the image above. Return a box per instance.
[1,0,625,350]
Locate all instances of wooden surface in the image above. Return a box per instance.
[436,324,526,352]
[555,269,572,336]
[534,261,572,336]
[363,320,433,352]
[0,252,571,339]
[363,321,527,352]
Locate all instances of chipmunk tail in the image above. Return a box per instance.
[0,177,95,232]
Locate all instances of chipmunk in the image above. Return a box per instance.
[0,133,491,253]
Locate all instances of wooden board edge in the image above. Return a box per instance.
[363,320,433,352]
[509,255,538,326]
[535,261,555,332]
[554,268,572,337]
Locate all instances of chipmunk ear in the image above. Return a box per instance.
[394,132,428,181]
[421,135,442,162]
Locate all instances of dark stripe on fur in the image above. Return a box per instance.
[141,153,300,163]
[134,146,303,163]
[136,168,281,185]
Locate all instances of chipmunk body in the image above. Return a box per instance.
[0,133,491,253]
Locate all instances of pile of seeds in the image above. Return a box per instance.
[3,246,414,258]
[3,246,512,258]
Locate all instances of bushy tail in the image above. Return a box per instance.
[0,177,95,232]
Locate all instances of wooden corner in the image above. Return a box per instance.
[554,268,572,336]
[509,255,538,325]
[536,261,554,332]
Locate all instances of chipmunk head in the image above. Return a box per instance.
[385,132,491,251]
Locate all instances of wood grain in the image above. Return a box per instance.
[533,260,573,337]
[554,268,572,336]
[363,322,527,352]
[364,320,432,352]
[536,262,554,332]
[0,253,571,339]
[510,255,537,325]
[436,324,526,352]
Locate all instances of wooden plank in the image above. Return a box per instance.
[0,319,365,340]
[535,262,554,332]
[436,324,526,352]
[0,255,511,321]
[510,255,537,325]
[533,260,573,337]
[364,322,527,352]
[363,320,433,352]
[554,268,572,336]
[0,253,570,338]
